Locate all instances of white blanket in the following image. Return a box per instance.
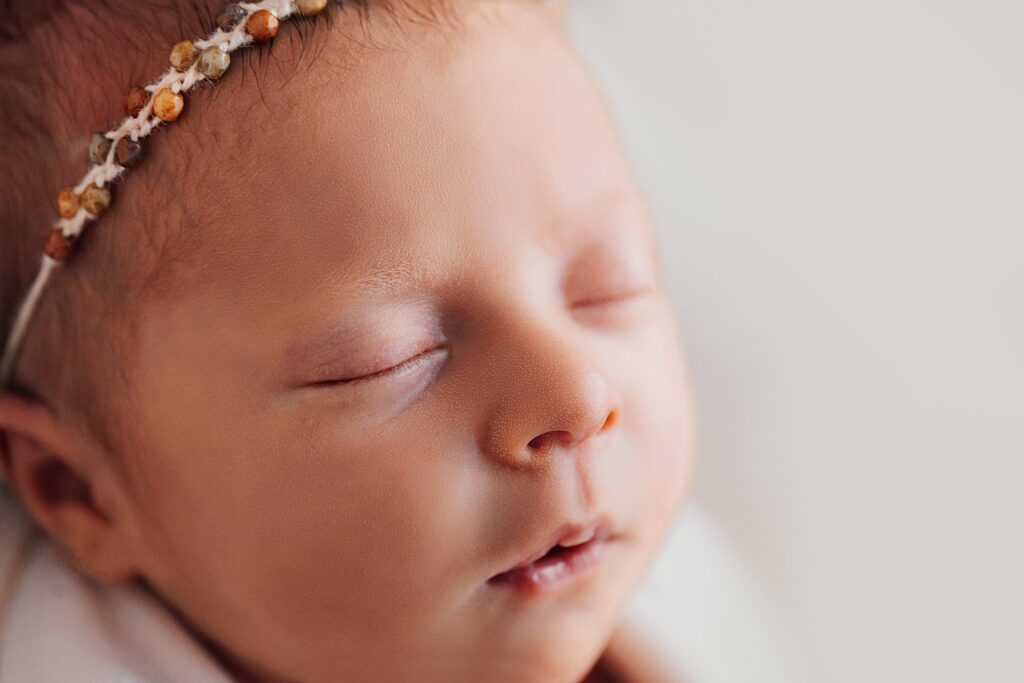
[0,487,231,682]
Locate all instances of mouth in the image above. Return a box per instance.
[487,514,616,596]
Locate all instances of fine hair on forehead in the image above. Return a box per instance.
[1,0,463,338]
[0,0,477,478]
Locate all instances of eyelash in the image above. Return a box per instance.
[571,284,654,310]
[318,345,447,387]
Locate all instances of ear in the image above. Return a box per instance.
[0,390,139,584]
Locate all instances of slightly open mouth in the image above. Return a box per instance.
[487,536,609,594]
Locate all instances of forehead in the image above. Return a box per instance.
[169,1,640,318]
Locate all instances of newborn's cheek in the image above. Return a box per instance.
[259,432,479,644]
[618,307,694,554]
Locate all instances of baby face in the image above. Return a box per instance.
[104,2,694,681]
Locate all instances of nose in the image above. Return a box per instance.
[479,319,622,470]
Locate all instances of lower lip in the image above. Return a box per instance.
[488,537,609,596]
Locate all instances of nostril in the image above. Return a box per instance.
[601,409,619,433]
[527,410,618,451]
[528,430,573,450]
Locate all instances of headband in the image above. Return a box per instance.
[0,0,330,388]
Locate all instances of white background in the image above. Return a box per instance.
[567,2,1024,682]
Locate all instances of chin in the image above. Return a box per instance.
[511,637,610,683]
[513,600,622,683]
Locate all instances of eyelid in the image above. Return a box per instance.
[306,344,447,388]
[570,282,656,309]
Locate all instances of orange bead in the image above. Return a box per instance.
[296,0,328,15]
[57,187,79,219]
[245,9,279,41]
[153,87,184,122]
[125,85,149,117]
[44,229,72,261]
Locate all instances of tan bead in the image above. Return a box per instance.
[57,187,79,219]
[80,183,112,215]
[87,132,112,165]
[197,46,230,80]
[125,85,149,117]
[245,9,279,41]
[295,0,328,16]
[44,229,73,262]
[153,87,184,122]
[170,40,200,71]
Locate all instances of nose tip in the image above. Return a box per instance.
[527,407,620,452]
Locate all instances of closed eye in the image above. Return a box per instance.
[571,284,655,310]
[305,345,447,388]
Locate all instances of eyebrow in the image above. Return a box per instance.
[347,260,424,300]
[280,261,434,373]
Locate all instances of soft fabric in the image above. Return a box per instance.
[0,487,232,682]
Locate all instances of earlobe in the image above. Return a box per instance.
[0,391,139,585]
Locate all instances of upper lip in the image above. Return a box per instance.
[492,514,615,577]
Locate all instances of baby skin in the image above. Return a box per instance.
[0,1,695,681]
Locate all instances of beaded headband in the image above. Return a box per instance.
[0,0,331,388]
